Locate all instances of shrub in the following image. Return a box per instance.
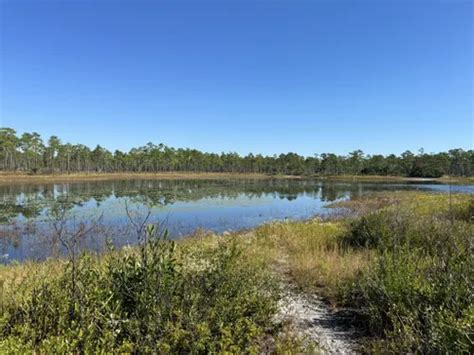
[345,200,474,353]
[0,227,279,353]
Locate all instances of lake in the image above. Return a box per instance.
[0,178,473,262]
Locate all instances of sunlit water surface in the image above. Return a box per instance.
[0,179,472,262]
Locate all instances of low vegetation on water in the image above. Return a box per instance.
[0,191,472,353]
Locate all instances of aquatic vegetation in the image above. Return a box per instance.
[0,191,472,353]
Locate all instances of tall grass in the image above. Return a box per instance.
[254,220,370,304]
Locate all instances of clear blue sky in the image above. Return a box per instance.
[1,0,472,156]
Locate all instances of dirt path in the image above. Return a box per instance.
[274,256,360,354]
[278,288,359,354]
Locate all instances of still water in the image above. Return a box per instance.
[0,179,472,262]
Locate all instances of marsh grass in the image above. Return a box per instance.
[0,191,472,353]
[253,220,371,304]
[252,192,473,352]
[0,171,300,186]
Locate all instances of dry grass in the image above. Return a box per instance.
[328,190,473,216]
[288,247,370,304]
[180,221,368,306]
[252,220,371,304]
[0,259,62,285]
[320,175,474,184]
[2,172,471,185]
[0,171,303,185]
[0,259,67,311]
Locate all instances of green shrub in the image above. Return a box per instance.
[345,203,474,353]
[0,227,279,353]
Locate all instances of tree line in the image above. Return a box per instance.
[1,127,472,177]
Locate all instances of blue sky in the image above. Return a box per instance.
[1,0,472,156]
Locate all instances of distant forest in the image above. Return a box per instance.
[1,128,472,177]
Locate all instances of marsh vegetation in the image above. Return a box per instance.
[1,178,472,262]
[0,191,472,353]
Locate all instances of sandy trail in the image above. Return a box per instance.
[274,255,360,354]
[278,288,360,354]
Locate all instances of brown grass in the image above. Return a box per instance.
[0,172,302,185]
[320,174,474,184]
[177,219,369,306]
[328,190,474,217]
[253,220,371,304]
[1,171,471,185]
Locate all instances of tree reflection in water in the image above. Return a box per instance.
[0,179,469,262]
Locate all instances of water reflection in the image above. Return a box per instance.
[0,179,472,262]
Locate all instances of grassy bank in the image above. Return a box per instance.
[0,172,295,185]
[0,192,472,352]
[252,191,473,352]
[320,174,474,184]
[1,171,473,185]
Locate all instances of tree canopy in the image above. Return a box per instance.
[0,128,472,177]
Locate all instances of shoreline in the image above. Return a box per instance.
[0,172,298,185]
[0,171,472,185]
[321,174,474,184]
[0,192,471,352]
